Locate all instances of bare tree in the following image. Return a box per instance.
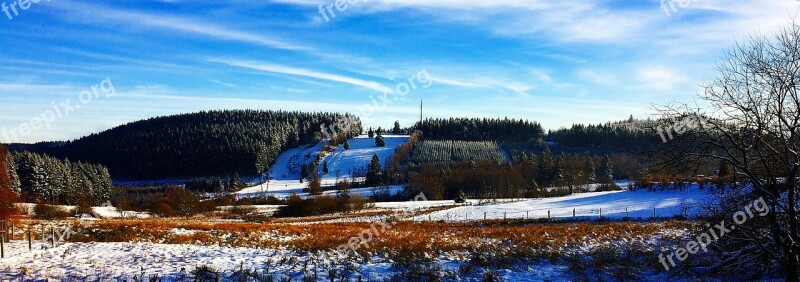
[654,20,800,280]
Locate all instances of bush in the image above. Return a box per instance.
[33,203,71,220]
[150,201,173,217]
[595,183,623,192]
[277,194,373,217]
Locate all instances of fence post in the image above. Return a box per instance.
[465,212,468,221]
[547,210,550,220]
[653,207,656,218]
[573,208,576,218]
[504,212,507,220]
[1,235,4,258]
[428,215,431,222]
[526,211,529,220]
[599,208,602,218]
[625,207,629,219]
[484,212,487,221]
[10,222,14,241]
[27,228,32,251]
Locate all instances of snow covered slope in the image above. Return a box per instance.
[314,135,408,182]
[236,135,409,197]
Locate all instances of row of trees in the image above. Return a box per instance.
[19,110,362,180]
[411,140,508,164]
[415,117,545,142]
[406,145,618,200]
[547,121,657,152]
[7,151,113,205]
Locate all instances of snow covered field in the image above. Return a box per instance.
[417,186,713,222]
[0,241,571,281]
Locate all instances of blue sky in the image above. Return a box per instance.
[0,0,797,143]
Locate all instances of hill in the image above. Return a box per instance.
[14,110,362,180]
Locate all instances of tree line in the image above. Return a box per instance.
[16,110,362,180]
[6,150,113,205]
[414,117,545,142]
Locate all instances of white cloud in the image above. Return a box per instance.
[577,69,618,86]
[49,1,310,51]
[637,66,689,91]
[211,59,394,93]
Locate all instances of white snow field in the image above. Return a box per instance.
[416,185,714,222]
[236,135,409,198]
[0,241,569,281]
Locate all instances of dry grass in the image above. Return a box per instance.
[44,217,697,261]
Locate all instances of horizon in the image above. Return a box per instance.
[1,0,798,143]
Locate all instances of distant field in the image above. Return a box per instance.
[411,140,508,164]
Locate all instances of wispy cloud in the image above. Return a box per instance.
[49,1,310,51]
[210,59,394,93]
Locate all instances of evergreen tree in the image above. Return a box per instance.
[600,155,614,183]
[368,127,375,139]
[366,154,384,186]
[375,134,386,147]
[322,161,329,174]
[343,139,351,150]
[392,121,402,134]
[300,164,309,183]
[308,170,323,195]
[585,157,596,184]
[0,144,19,220]
[537,145,554,186]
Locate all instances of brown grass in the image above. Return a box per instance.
[48,217,697,261]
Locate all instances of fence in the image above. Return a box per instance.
[0,220,76,259]
[409,205,691,223]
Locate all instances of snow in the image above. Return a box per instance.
[0,241,571,281]
[235,135,409,198]
[417,186,713,222]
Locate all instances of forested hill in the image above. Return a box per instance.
[415,118,546,142]
[17,110,362,180]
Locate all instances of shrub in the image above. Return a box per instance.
[150,201,173,217]
[33,203,71,220]
[595,183,622,192]
[276,194,373,217]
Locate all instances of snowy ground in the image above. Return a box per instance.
[0,241,571,281]
[236,135,409,198]
[416,186,713,222]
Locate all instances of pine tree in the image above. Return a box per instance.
[600,155,614,183]
[343,139,351,150]
[0,144,19,220]
[368,127,375,139]
[366,154,384,186]
[537,145,554,186]
[392,121,402,134]
[375,134,386,147]
[322,161,329,174]
[585,157,596,184]
[308,170,323,195]
[300,164,309,183]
